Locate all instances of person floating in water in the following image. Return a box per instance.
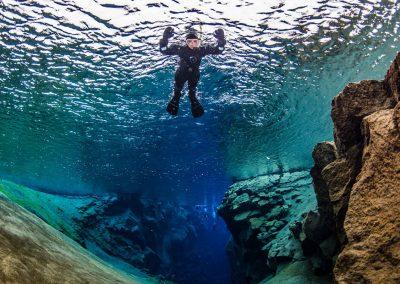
[159,26,226,117]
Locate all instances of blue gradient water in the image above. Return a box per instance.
[0,0,400,282]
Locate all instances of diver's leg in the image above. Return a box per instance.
[188,70,204,118]
[167,69,186,115]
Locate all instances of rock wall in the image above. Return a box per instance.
[72,194,208,282]
[0,179,219,283]
[217,171,324,283]
[300,52,400,283]
[0,192,157,284]
[218,52,400,284]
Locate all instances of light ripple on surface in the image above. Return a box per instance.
[0,0,399,198]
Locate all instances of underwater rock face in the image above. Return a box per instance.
[300,52,400,283]
[0,193,155,284]
[217,171,318,283]
[385,52,400,102]
[73,194,201,280]
[331,80,396,156]
[334,103,400,283]
[309,142,338,239]
[0,179,226,283]
[321,144,362,245]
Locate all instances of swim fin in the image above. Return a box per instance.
[166,98,179,115]
[166,91,181,116]
[190,96,204,118]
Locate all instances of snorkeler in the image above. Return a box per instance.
[159,26,226,117]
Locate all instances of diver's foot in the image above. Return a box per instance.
[190,97,204,118]
[166,98,180,116]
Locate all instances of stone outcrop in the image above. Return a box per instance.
[384,51,400,102]
[218,52,400,284]
[334,102,400,283]
[0,192,156,284]
[331,80,396,156]
[217,171,322,283]
[299,52,400,283]
[309,141,338,241]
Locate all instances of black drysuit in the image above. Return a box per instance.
[159,38,226,100]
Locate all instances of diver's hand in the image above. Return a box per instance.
[213,28,225,40]
[214,28,226,46]
[163,27,174,39]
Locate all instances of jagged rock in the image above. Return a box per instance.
[249,217,267,230]
[334,103,400,283]
[312,142,338,170]
[276,187,293,194]
[74,196,204,280]
[231,193,251,210]
[218,171,317,283]
[384,52,400,102]
[235,211,253,223]
[294,142,341,278]
[300,52,400,283]
[309,142,338,239]
[331,79,396,156]
[0,177,219,283]
[280,171,311,186]
[289,221,302,239]
[322,144,362,245]
[319,235,338,260]
[268,205,289,220]
[267,235,303,271]
[302,211,329,244]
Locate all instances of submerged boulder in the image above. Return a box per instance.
[321,144,362,245]
[309,142,338,240]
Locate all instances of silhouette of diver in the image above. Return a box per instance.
[159,27,226,117]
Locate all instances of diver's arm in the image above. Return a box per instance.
[200,28,226,56]
[159,38,181,55]
[200,40,226,56]
[159,27,180,55]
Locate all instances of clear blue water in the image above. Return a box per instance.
[0,0,400,283]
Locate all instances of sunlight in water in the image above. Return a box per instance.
[0,0,399,199]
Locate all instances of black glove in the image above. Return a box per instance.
[217,38,226,46]
[213,28,225,41]
[163,27,174,39]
